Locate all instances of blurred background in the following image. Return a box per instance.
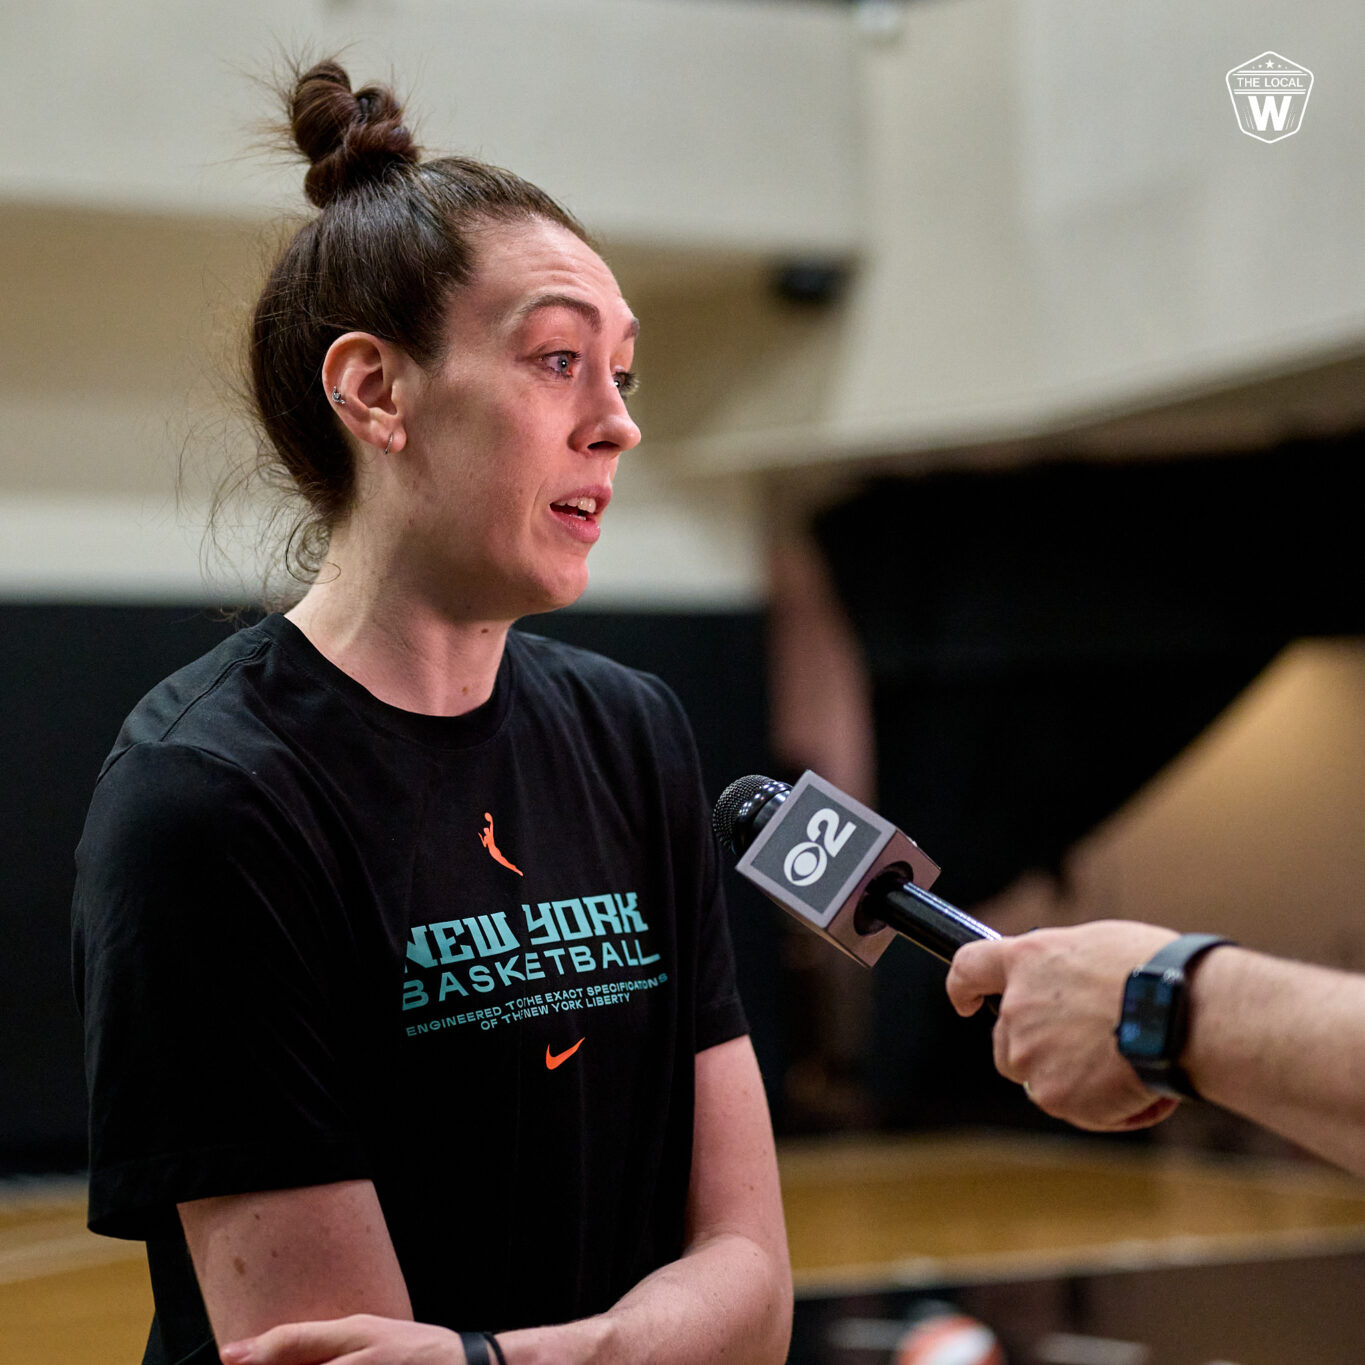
[5,1,1365,1361]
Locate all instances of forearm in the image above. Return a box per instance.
[1185,947,1365,1175]
[498,1228,791,1365]
[220,1230,789,1365]
[221,1038,792,1365]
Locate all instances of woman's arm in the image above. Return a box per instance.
[217,1035,791,1365]
[179,1180,428,1346]
[498,1033,792,1365]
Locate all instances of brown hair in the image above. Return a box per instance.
[246,58,591,584]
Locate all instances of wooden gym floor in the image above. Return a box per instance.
[6,1135,1365,1363]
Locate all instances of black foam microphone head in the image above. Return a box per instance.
[711,774,791,856]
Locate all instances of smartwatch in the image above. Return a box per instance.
[1115,933,1234,1099]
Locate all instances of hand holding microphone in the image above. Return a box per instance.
[712,771,1172,1127]
[948,923,1183,1131]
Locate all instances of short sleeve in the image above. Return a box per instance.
[692,822,749,1053]
[72,743,372,1240]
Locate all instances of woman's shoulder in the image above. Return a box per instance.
[94,617,312,812]
[112,617,279,747]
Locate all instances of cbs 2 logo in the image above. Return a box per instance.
[782,808,857,887]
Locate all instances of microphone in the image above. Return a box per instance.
[712,771,999,969]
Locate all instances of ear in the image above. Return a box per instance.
[321,332,410,456]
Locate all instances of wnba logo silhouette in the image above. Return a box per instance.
[1226,53,1312,143]
[479,812,523,876]
[782,808,858,887]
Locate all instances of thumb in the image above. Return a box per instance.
[945,939,1008,1016]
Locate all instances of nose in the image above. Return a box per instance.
[577,375,642,457]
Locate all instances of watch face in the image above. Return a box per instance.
[1117,973,1181,1060]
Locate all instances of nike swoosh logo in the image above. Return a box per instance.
[545,1038,584,1070]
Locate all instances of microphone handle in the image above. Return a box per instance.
[860,874,998,963]
[857,872,1003,1017]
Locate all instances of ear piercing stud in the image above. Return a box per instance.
[330,387,396,454]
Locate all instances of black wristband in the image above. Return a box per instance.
[1144,932,1232,978]
[460,1331,491,1365]
[459,1330,507,1365]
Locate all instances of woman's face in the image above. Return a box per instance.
[396,217,641,622]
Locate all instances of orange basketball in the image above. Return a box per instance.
[893,1311,1007,1365]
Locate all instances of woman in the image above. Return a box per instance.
[73,60,791,1365]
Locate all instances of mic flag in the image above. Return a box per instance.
[723,770,942,968]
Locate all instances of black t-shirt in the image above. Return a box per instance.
[72,615,746,1363]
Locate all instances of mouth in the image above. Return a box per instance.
[548,491,608,543]
[550,495,599,521]
[548,491,608,544]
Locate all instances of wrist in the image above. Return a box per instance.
[499,1313,614,1365]
[1179,941,1243,1102]
[460,1331,507,1365]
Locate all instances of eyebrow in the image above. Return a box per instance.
[511,292,640,341]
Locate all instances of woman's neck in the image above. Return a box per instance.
[285,542,512,717]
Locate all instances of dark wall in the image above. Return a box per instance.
[816,438,1365,909]
[814,437,1365,1130]
[0,604,777,1172]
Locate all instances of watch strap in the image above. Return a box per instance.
[459,1332,506,1365]
[1122,933,1234,1099]
[1143,932,1234,978]
[460,1333,491,1365]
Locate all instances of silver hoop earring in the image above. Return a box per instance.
[331,386,346,406]
[384,432,395,455]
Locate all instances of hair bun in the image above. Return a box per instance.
[289,59,419,208]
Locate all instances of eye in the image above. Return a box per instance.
[614,369,639,397]
[542,350,580,378]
